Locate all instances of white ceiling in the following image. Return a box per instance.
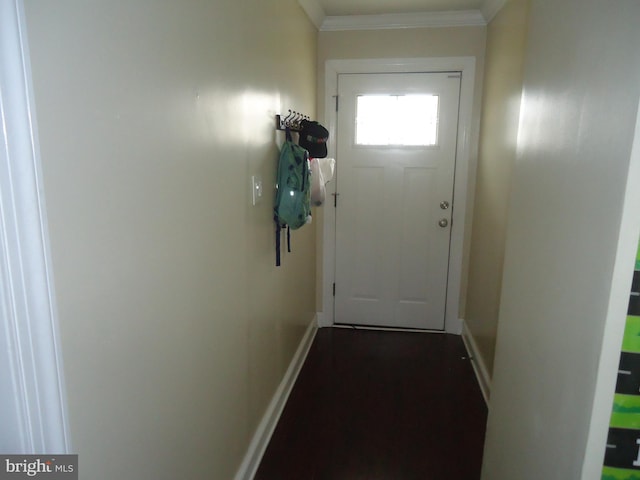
[318,0,483,17]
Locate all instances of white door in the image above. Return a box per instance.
[334,72,461,330]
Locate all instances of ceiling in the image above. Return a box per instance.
[317,0,484,17]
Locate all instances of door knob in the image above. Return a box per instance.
[438,218,449,228]
[440,201,450,210]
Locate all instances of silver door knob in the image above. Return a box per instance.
[440,201,450,210]
[438,218,449,228]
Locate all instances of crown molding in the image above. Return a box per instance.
[320,10,486,31]
[481,0,507,22]
[296,0,503,32]
[297,0,325,30]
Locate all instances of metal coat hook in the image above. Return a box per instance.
[276,110,312,132]
[284,109,294,123]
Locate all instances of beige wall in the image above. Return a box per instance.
[464,0,530,376]
[23,1,316,478]
[481,0,640,477]
[317,26,486,317]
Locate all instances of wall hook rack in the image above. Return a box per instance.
[276,110,311,132]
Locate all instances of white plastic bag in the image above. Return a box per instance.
[310,158,326,206]
[318,157,335,184]
[310,157,336,207]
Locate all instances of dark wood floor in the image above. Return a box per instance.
[254,327,488,480]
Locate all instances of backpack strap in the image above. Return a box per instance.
[275,219,291,267]
[275,216,281,267]
[301,151,309,191]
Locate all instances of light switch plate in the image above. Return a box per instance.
[251,175,263,205]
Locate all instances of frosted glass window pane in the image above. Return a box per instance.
[355,95,439,146]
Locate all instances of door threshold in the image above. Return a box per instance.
[332,323,446,334]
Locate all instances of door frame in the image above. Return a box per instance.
[319,57,477,334]
[0,0,71,453]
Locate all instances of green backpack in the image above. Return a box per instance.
[274,129,311,266]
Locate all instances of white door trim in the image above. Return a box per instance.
[320,57,477,334]
[0,0,71,453]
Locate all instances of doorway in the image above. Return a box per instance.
[320,58,477,334]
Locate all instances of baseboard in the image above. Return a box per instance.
[234,317,318,480]
[461,319,491,406]
[315,311,332,328]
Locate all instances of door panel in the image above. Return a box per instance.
[350,166,384,300]
[334,72,461,330]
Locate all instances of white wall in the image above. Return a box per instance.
[481,0,640,478]
[22,1,317,478]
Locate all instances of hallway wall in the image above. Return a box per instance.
[23,1,317,478]
[481,0,640,477]
[464,0,531,378]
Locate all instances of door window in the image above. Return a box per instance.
[355,94,439,146]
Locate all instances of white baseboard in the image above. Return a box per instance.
[315,311,332,328]
[461,319,491,406]
[234,317,318,480]
[448,316,463,335]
